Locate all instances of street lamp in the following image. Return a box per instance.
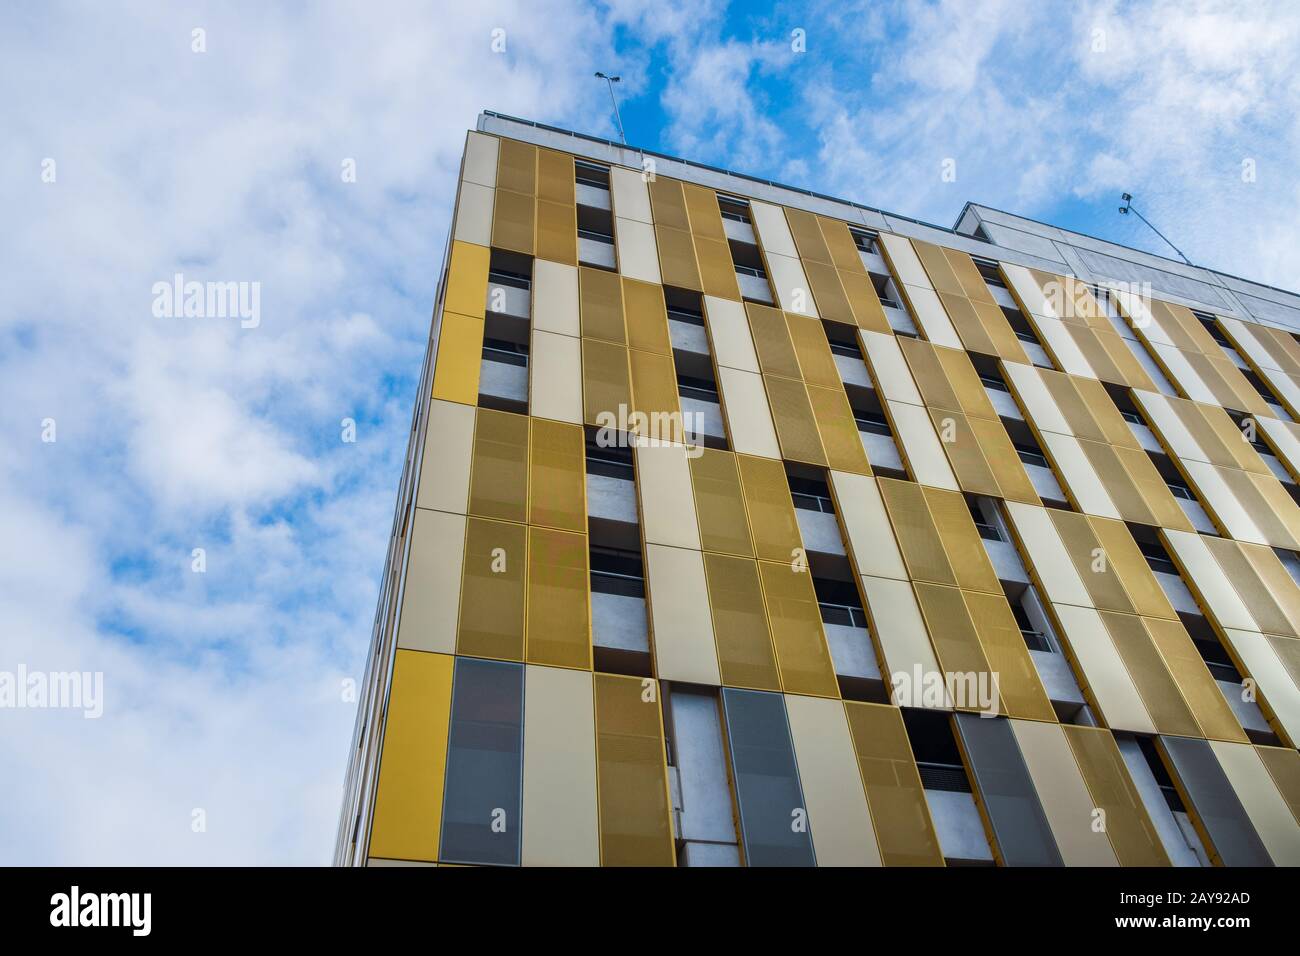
[594,72,626,145]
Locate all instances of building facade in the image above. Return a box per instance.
[334,111,1300,867]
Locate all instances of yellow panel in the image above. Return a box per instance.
[1011,720,1118,865]
[758,560,840,697]
[940,292,998,357]
[1049,510,1134,613]
[468,408,529,523]
[593,673,676,866]
[682,183,727,240]
[622,278,672,354]
[879,478,957,586]
[695,236,742,300]
[536,148,574,204]
[579,266,625,344]
[629,348,681,431]
[430,311,484,406]
[655,225,702,291]
[1256,746,1300,825]
[527,527,591,670]
[444,241,491,319]
[860,577,948,705]
[843,701,945,866]
[369,650,454,862]
[1063,724,1170,866]
[457,517,526,661]
[737,454,804,564]
[840,268,892,333]
[969,415,1041,504]
[809,384,872,475]
[930,410,1001,498]
[535,198,577,265]
[972,298,1030,364]
[1052,603,1157,734]
[912,583,995,711]
[898,337,962,414]
[786,313,841,388]
[765,375,828,466]
[820,216,865,272]
[1116,444,1195,531]
[1088,516,1178,620]
[1081,440,1156,525]
[746,302,802,379]
[496,138,536,195]
[785,207,832,262]
[647,176,690,230]
[490,188,535,255]
[1240,542,1300,637]
[1099,611,1200,737]
[527,417,586,532]
[1145,617,1247,742]
[582,339,631,427]
[923,486,1000,594]
[965,590,1056,721]
[912,239,964,295]
[703,553,780,690]
[690,448,753,556]
[804,259,855,325]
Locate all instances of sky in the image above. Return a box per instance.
[1,0,1297,865]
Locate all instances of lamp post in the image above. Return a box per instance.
[594,72,626,145]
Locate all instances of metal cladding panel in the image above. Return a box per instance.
[1159,735,1272,867]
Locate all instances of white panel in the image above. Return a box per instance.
[1151,342,1215,404]
[462,131,499,188]
[718,366,782,459]
[636,443,702,549]
[453,181,494,246]
[645,544,721,685]
[1182,459,1263,544]
[1221,629,1300,744]
[1004,501,1092,607]
[860,330,923,405]
[1263,366,1300,414]
[1208,740,1300,866]
[1051,603,1157,734]
[1004,362,1070,436]
[615,217,661,284]
[887,400,959,491]
[523,665,600,866]
[749,201,799,258]
[859,576,949,706]
[609,166,653,224]
[1039,432,1122,519]
[704,295,760,373]
[1002,263,1054,318]
[1035,316,1095,379]
[786,694,882,866]
[877,233,930,288]
[902,285,963,350]
[396,509,465,654]
[768,253,819,318]
[532,259,581,337]
[416,398,476,514]
[830,472,908,581]
[530,329,584,424]
[1133,390,1201,461]
[1258,416,1300,476]
[1162,530,1257,631]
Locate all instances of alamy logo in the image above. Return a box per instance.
[891,665,1000,716]
[0,666,102,718]
[50,886,151,936]
[152,273,261,328]
[593,404,705,458]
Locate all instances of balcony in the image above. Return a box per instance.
[679,394,726,443]
[1029,648,1087,706]
[859,429,904,472]
[485,279,530,320]
[591,590,649,653]
[668,316,711,356]
[478,354,528,406]
[833,353,872,388]
[883,304,918,336]
[575,182,611,211]
[735,270,773,303]
[822,616,880,681]
[984,385,1022,420]
[858,248,888,274]
[722,216,757,245]
[586,472,638,524]
[987,284,1018,309]
[578,232,616,269]
[793,507,844,556]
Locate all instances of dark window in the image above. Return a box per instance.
[721,688,816,867]
[1166,481,1195,501]
[850,229,878,254]
[1015,445,1049,469]
[1136,539,1177,575]
[1011,601,1051,652]
[967,499,1003,541]
[482,337,528,367]
[973,259,1005,287]
[828,339,862,358]
[574,159,610,189]
[439,658,524,866]
[788,475,835,513]
[735,263,767,279]
[666,305,705,327]
[589,546,644,597]
[979,373,1009,392]
[855,411,894,436]
[1120,409,1144,425]
[677,374,720,404]
[578,227,614,244]
[488,268,531,290]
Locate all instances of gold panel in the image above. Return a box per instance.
[629,348,681,427]
[654,225,702,291]
[745,302,802,379]
[695,236,741,300]
[468,408,529,523]
[579,266,625,344]
[879,478,957,586]
[444,240,491,319]
[923,485,1001,594]
[804,259,855,325]
[786,313,842,388]
[682,182,727,241]
[1240,542,1300,637]
[536,148,574,204]
[496,138,536,195]
[758,560,840,697]
[844,701,945,866]
[690,448,753,556]
[944,247,995,303]
[593,673,676,866]
[913,239,964,296]
[1088,516,1178,620]
[527,417,586,533]
[1049,510,1134,614]
[931,410,1000,498]
[1256,746,1300,825]
[1063,724,1170,866]
[809,385,872,475]
[785,207,832,263]
[647,177,690,231]
[972,298,1030,364]
[1146,616,1247,742]
[940,292,997,357]
[527,527,591,669]
[582,339,632,427]
[703,553,781,690]
[1099,611,1200,737]
[912,583,996,709]
[840,269,892,333]
[1115,444,1195,531]
[820,216,865,273]
[1203,537,1298,637]
[1080,440,1154,524]
[622,278,671,355]
[430,311,484,406]
[966,590,1056,721]
[736,454,803,564]
[535,199,577,266]
[369,649,454,862]
[765,375,828,466]
[490,188,535,255]
[457,517,526,661]
[898,337,961,414]
[970,416,1041,504]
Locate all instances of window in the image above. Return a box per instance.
[578,227,614,244]
[850,229,878,254]
[788,475,835,513]
[814,577,867,628]
[979,373,1009,392]
[666,305,705,327]
[1014,444,1049,469]
[967,498,1003,541]
[1011,600,1051,652]
[901,708,972,794]
[488,268,531,290]
[586,445,634,481]
[482,337,528,367]
[819,604,869,628]
[735,263,767,279]
[1120,409,1144,425]
[677,374,720,404]
[1137,539,1177,575]
[855,411,894,436]
[828,339,862,358]
[589,546,645,597]
[973,258,1005,287]
[1166,481,1195,501]
[574,159,610,189]
[718,196,752,224]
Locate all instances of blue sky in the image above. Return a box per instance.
[1,0,1298,864]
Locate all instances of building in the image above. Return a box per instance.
[333,111,1300,867]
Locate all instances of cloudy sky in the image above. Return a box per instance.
[2,0,1297,865]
